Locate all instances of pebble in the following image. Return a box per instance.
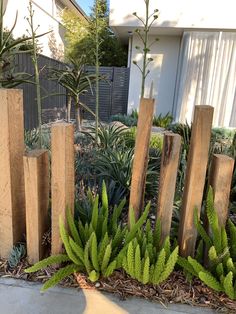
[150,215,156,220]
[95,282,101,288]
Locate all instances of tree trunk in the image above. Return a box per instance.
[75,106,81,131]
[67,95,72,122]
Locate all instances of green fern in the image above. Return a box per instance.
[199,271,223,292]
[142,256,150,284]
[223,272,235,299]
[152,249,166,284]
[90,233,99,271]
[157,247,179,284]
[101,243,112,273]
[25,255,70,273]
[41,264,80,292]
[66,208,82,246]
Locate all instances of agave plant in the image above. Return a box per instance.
[49,57,100,130]
[0,0,46,88]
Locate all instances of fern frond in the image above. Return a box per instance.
[199,271,222,292]
[157,246,179,284]
[161,237,171,259]
[102,180,108,218]
[41,264,80,292]
[153,248,166,284]
[69,237,84,264]
[228,220,236,260]
[66,208,82,246]
[134,244,142,280]
[104,260,117,277]
[84,237,92,274]
[59,217,81,265]
[188,256,206,275]
[98,232,109,265]
[90,233,99,271]
[127,241,135,277]
[101,243,112,273]
[142,256,150,284]
[194,208,212,249]
[153,218,161,250]
[195,240,204,263]
[25,255,70,273]
[223,272,235,299]
[177,256,197,277]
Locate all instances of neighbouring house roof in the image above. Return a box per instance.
[61,0,89,21]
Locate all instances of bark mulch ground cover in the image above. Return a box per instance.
[1,258,236,313]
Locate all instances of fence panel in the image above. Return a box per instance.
[15,54,130,129]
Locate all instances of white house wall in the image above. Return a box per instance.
[128,35,181,116]
[110,0,236,33]
[4,0,65,58]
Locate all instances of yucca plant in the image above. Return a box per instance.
[178,187,236,300]
[122,218,179,285]
[25,182,151,291]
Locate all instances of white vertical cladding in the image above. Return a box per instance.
[3,0,65,58]
[128,35,181,116]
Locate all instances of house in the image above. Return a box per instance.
[109,0,236,127]
[3,0,87,60]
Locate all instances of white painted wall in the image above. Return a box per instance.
[4,0,65,58]
[110,0,236,31]
[128,35,180,115]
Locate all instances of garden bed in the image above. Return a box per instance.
[1,258,236,313]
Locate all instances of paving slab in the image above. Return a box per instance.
[0,278,216,314]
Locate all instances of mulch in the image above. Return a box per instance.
[1,259,236,313]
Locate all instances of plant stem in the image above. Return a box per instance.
[95,0,99,144]
[141,0,149,98]
[28,0,42,148]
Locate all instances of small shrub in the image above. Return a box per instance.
[153,112,173,128]
[25,183,150,291]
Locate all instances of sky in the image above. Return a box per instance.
[77,0,94,15]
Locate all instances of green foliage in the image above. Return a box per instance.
[153,113,173,128]
[122,221,178,285]
[25,183,150,291]
[62,1,127,66]
[179,188,236,300]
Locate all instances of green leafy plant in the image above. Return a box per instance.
[0,0,48,88]
[25,182,151,291]
[122,219,179,284]
[178,187,236,300]
[8,243,26,269]
[153,112,173,128]
[49,57,98,130]
[110,113,138,127]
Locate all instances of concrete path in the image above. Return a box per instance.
[0,278,216,314]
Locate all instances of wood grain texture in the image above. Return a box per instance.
[0,89,25,258]
[178,105,214,257]
[129,98,155,222]
[24,150,49,264]
[209,154,234,227]
[156,133,181,244]
[51,123,75,255]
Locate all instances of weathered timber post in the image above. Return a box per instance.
[209,154,234,227]
[51,123,75,255]
[0,89,25,258]
[178,105,214,257]
[129,98,155,223]
[24,150,49,264]
[156,133,181,244]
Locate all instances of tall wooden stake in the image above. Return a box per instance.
[0,89,25,258]
[179,105,214,257]
[24,150,49,264]
[129,98,155,222]
[51,123,75,255]
[209,154,234,227]
[156,133,181,243]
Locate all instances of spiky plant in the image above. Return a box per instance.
[25,182,150,291]
[178,187,236,300]
[122,218,179,285]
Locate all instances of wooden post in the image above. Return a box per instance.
[129,98,155,222]
[156,133,181,243]
[179,105,214,257]
[0,89,25,258]
[51,123,75,255]
[209,154,234,227]
[24,150,49,264]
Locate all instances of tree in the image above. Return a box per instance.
[132,0,159,98]
[62,0,127,67]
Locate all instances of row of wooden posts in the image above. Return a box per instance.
[0,89,235,265]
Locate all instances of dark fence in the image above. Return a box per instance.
[15,53,130,130]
